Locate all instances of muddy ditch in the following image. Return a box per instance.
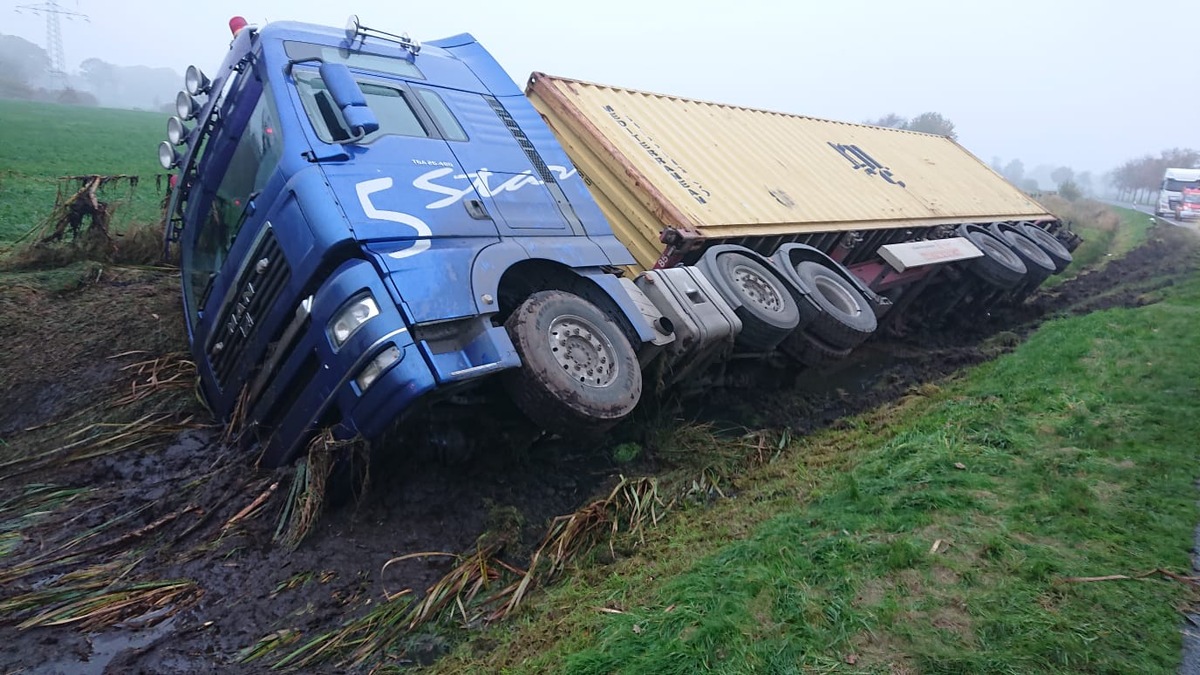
[0,224,1196,674]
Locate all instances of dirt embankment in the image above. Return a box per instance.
[0,224,1196,674]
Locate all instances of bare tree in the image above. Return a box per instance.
[1160,148,1200,169]
[905,112,957,140]
[1002,159,1025,185]
[1050,166,1074,186]
[0,34,50,98]
[863,113,907,129]
[862,112,958,139]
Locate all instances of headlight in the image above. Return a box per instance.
[176,91,199,120]
[167,116,189,145]
[355,345,402,392]
[328,294,380,348]
[185,65,211,95]
[158,141,180,169]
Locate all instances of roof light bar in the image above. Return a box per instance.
[344,14,420,55]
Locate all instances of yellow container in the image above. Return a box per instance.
[527,73,1053,271]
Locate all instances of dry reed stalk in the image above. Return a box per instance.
[112,352,195,406]
[265,476,663,670]
[0,413,204,480]
[18,579,202,631]
[275,430,352,549]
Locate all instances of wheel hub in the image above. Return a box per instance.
[732,265,784,313]
[548,314,619,387]
[813,275,860,316]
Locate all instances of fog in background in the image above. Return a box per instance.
[2,0,1196,183]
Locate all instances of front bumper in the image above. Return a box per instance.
[250,257,521,466]
[251,258,435,466]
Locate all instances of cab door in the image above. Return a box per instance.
[420,86,584,236]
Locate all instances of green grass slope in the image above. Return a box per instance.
[433,234,1200,674]
[0,99,166,244]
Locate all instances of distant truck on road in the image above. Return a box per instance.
[1156,167,1200,218]
[157,16,1079,469]
[1175,188,1200,221]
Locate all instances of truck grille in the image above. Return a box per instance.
[208,227,291,391]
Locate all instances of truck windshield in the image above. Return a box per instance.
[185,83,283,321]
[1165,178,1200,192]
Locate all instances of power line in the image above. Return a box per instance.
[14,1,90,84]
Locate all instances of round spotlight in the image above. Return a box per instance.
[158,141,180,170]
[185,65,211,95]
[176,90,199,120]
[167,116,189,145]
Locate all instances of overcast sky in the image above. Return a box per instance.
[5,0,1195,176]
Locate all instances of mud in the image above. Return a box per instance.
[0,225,1196,674]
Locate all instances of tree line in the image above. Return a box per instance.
[865,112,1097,201]
[0,33,179,112]
[1107,149,1200,204]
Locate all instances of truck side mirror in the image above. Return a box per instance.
[318,62,379,139]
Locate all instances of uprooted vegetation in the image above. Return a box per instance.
[1,174,167,270]
[0,210,1197,672]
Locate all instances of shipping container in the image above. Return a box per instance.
[527,73,1054,271]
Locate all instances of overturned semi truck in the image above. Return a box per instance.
[158,16,1078,466]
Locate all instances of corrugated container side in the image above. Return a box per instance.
[527,73,1053,271]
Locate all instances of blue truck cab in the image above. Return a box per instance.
[161,18,657,466]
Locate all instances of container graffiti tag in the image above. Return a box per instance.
[828,142,906,188]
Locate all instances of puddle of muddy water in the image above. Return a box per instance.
[36,618,176,675]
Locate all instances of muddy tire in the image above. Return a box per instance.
[793,261,876,350]
[1017,224,1072,273]
[989,225,1055,282]
[712,252,801,352]
[957,226,1026,288]
[502,291,641,436]
[780,331,853,367]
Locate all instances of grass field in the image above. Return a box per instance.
[0,99,166,246]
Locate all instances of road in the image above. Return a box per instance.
[1116,201,1200,233]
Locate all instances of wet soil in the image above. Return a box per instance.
[0,225,1196,674]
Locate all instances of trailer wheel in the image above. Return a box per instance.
[1017,224,1072,273]
[780,331,853,367]
[793,261,876,350]
[990,227,1055,281]
[502,290,642,436]
[957,227,1027,288]
[713,252,801,352]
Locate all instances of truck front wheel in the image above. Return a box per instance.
[502,290,642,436]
